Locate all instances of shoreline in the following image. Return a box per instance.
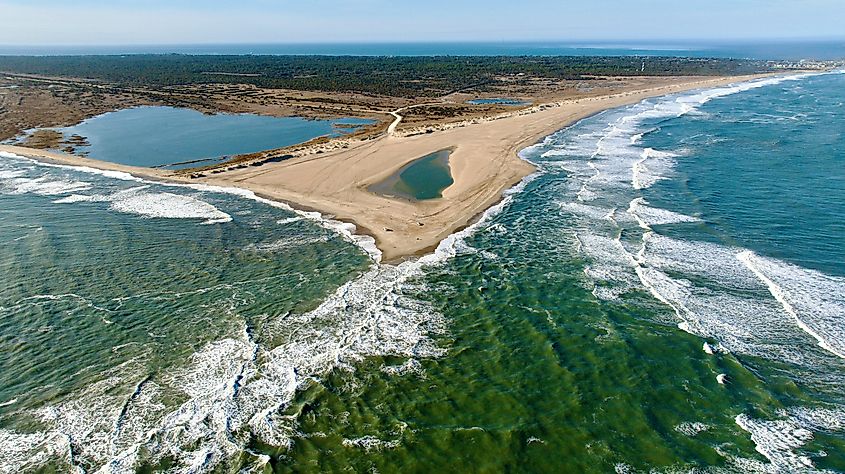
[0,74,772,262]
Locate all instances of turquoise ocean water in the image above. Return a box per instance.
[1,71,843,472]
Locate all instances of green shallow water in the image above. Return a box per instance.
[369,149,453,200]
[1,71,844,473]
[279,72,845,473]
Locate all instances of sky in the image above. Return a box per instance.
[1,0,844,45]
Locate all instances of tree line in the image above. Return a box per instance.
[0,55,770,97]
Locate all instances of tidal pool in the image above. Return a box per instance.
[369,149,453,200]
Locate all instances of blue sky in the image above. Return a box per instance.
[1,0,844,45]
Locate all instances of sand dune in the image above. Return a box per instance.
[1,75,767,261]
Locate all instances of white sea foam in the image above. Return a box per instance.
[575,232,640,301]
[783,405,845,433]
[632,148,676,190]
[342,435,402,452]
[53,186,233,224]
[544,73,845,473]
[536,73,822,205]
[0,169,27,179]
[738,251,845,360]
[5,272,443,472]
[0,151,143,183]
[109,188,233,224]
[3,151,382,261]
[552,72,845,374]
[558,202,615,221]
[418,170,540,265]
[1,175,93,196]
[735,414,816,471]
[0,430,76,474]
[729,405,845,473]
[628,198,700,227]
[184,183,383,262]
[246,235,332,252]
[1,160,537,472]
[53,194,96,204]
[633,234,833,366]
[674,421,709,437]
[276,216,303,225]
[380,358,424,377]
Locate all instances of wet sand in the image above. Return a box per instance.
[1,74,767,262]
[199,75,766,261]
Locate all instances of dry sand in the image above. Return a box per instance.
[200,75,765,261]
[1,74,767,262]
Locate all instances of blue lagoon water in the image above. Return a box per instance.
[1,71,844,472]
[54,106,373,168]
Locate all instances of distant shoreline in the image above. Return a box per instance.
[0,74,773,262]
[2,41,844,60]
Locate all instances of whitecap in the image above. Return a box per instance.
[674,421,709,437]
[108,188,232,224]
[0,398,17,407]
[5,151,381,261]
[628,198,701,227]
[276,216,303,225]
[735,414,816,471]
[631,147,676,190]
[53,186,233,224]
[342,435,401,452]
[738,251,845,360]
[245,235,332,252]
[0,143,540,472]
[2,175,93,196]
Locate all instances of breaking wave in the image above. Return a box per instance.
[0,151,380,260]
[56,186,233,224]
[534,71,845,471]
[0,144,536,472]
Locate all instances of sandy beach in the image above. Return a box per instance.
[1,74,767,261]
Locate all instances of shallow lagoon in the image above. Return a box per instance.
[369,149,453,200]
[54,106,373,169]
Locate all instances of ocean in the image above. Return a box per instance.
[0,71,843,472]
[1,41,843,60]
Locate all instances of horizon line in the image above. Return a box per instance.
[2,37,845,48]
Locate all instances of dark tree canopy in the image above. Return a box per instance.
[0,54,770,97]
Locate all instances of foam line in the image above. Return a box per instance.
[0,154,538,472]
[1,151,381,261]
[735,414,816,471]
[628,198,700,226]
[631,148,675,190]
[738,250,845,360]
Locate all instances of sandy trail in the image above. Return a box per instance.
[202,75,766,261]
[1,75,768,262]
